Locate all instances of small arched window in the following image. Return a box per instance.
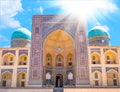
[92,56,95,60]
[68,72,73,80]
[46,54,52,66]
[95,72,98,79]
[22,74,25,79]
[24,57,27,61]
[10,57,13,61]
[92,53,100,64]
[56,54,63,66]
[58,57,61,62]
[113,74,116,78]
[106,56,110,60]
[46,72,51,80]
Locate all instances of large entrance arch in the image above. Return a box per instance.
[29,15,90,87]
[43,29,74,67]
[43,29,75,87]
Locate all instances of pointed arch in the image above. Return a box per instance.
[56,54,64,66]
[92,71,102,86]
[104,50,117,64]
[44,29,74,67]
[107,69,118,86]
[1,71,12,87]
[45,53,52,66]
[91,52,100,64]
[67,53,73,66]
[17,72,26,87]
[19,54,28,65]
[2,53,15,65]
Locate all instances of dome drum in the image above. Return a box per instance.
[88,26,110,46]
[89,37,110,46]
[11,28,31,47]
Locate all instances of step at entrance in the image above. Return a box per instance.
[54,88,63,92]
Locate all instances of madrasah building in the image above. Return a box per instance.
[0,15,120,91]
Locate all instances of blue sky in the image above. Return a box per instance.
[0,0,120,47]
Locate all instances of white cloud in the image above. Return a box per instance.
[0,0,23,29]
[0,15,21,29]
[0,35,9,42]
[53,0,118,16]
[39,6,43,14]
[33,6,44,14]
[96,0,118,15]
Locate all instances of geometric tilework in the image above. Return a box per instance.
[42,23,77,46]
[1,69,13,73]
[106,67,118,72]
[92,67,102,72]
[91,48,101,54]
[2,50,16,56]
[17,68,27,73]
[30,15,90,86]
[19,50,28,56]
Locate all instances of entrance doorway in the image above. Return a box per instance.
[56,74,63,87]
[2,80,6,87]
[113,80,117,86]
[21,81,25,87]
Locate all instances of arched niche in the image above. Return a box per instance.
[91,52,100,64]
[17,72,26,87]
[56,54,64,66]
[19,54,28,65]
[92,71,102,86]
[67,53,73,66]
[68,72,73,80]
[3,53,15,65]
[45,53,52,66]
[46,72,51,80]
[107,69,118,86]
[43,29,74,67]
[1,71,12,87]
[104,50,117,64]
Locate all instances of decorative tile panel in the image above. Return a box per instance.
[106,67,118,72]
[19,50,28,56]
[2,50,16,56]
[17,68,27,73]
[92,67,102,72]
[1,69,13,73]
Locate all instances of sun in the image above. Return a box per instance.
[53,0,117,20]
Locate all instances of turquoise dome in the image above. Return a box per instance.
[11,28,31,40]
[88,26,110,39]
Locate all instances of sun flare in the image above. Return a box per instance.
[53,0,117,19]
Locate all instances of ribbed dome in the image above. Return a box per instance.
[88,26,110,39]
[11,28,31,40]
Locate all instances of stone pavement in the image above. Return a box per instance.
[64,88,120,92]
[0,88,120,92]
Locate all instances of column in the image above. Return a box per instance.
[26,48,30,87]
[0,49,2,86]
[88,47,92,86]
[0,49,2,66]
[101,48,107,86]
[11,49,18,87]
[75,24,90,86]
[118,48,120,86]
[28,16,43,87]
